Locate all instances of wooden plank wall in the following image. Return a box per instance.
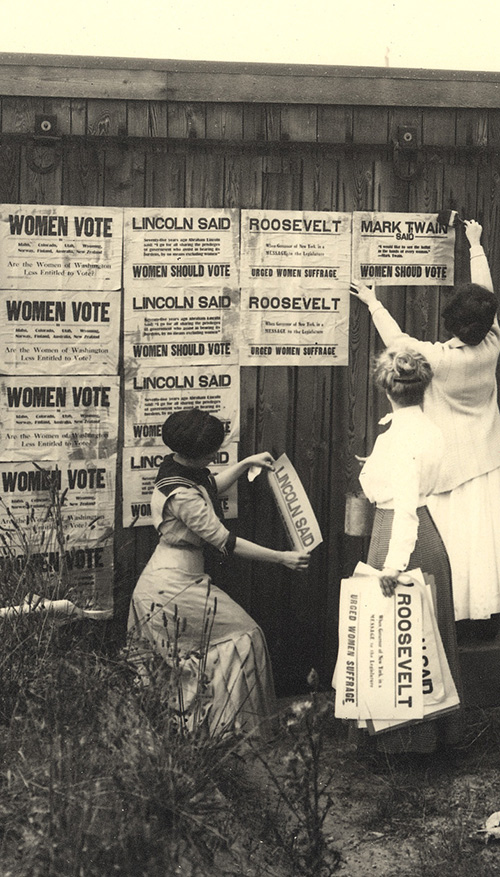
[2,96,500,693]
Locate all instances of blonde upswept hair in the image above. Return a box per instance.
[372,346,433,406]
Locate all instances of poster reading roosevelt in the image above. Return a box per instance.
[0,205,123,290]
[351,211,455,286]
[335,575,424,723]
[239,210,351,365]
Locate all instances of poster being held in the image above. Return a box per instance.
[267,453,323,552]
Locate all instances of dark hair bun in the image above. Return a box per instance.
[162,408,225,459]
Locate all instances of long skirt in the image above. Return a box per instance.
[428,467,500,620]
[366,505,463,754]
[127,546,277,739]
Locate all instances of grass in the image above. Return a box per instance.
[2,492,500,875]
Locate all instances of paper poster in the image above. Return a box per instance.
[123,287,240,368]
[351,212,455,286]
[0,289,119,375]
[240,210,352,287]
[0,375,120,461]
[0,205,123,290]
[0,458,116,609]
[122,442,239,528]
[239,210,351,365]
[124,364,240,448]
[335,575,424,722]
[239,288,349,366]
[267,453,323,551]
[124,208,239,288]
[0,457,115,542]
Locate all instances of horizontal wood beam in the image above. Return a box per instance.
[1,53,500,107]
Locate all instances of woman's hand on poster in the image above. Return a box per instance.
[244,451,275,471]
[282,551,311,572]
[379,567,400,597]
[464,219,483,247]
[349,282,378,307]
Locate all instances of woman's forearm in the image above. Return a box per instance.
[213,462,250,493]
[369,301,408,346]
[233,537,284,565]
[469,244,494,293]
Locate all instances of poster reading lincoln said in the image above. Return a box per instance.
[0,205,123,290]
[351,212,455,286]
[124,364,239,449]
[239,210,351,365]
[124,208,239,288]
[122,442,239,528]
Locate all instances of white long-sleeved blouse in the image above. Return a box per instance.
[369,245,500,492]
[359,406,445,571]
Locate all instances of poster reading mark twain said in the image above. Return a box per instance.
[0,290,119,375]
[240,210,352,288]
[334,576,423,722]
[124,208,239,287]
[352,212,455,286]
[124,365,239,449]
[0,376,120,461]
[0,205,123,290]
[124,287,240,368]
[0,458,116,609]
[239,288,349,366]
[122,443,239,528]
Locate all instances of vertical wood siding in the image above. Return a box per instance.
[1,96,498,692]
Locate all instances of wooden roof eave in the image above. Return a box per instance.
[0,53,499,108]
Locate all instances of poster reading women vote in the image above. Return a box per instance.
[0,375,120,462]
[351,212,455,286]
[0,290,119,375]
[0,205,123,290]
[124,364,239,449]
[122,443,239,528]
[0,458,116,608]
[239,210,351,365]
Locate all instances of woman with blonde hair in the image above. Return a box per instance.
[358,346,463,753]
[352,220,500,636]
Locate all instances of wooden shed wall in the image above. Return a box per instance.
[2,56,500,693]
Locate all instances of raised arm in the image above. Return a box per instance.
[350,283,408,347]
[465,220,494,294]
[213,451,274,493]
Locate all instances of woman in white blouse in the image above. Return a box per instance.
[353,220,500,635]
[127,407,310,738]
[359,346,463,753]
